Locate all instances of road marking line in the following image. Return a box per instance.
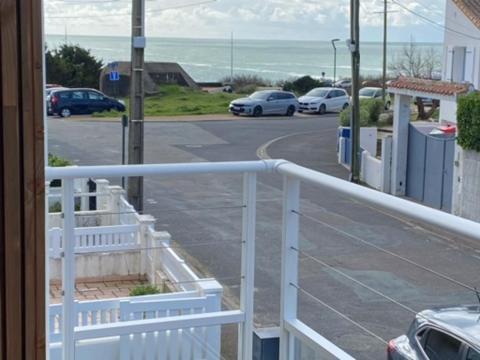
[256,128,338,160]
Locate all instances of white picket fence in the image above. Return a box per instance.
[49,224,140,258]
[49,291,222,359]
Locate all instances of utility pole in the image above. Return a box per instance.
[350,0,361,183]
[128,0,146,211]
[382,0,387,103]
[230,31,234,84]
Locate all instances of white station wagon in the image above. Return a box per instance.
[298,87,350,114]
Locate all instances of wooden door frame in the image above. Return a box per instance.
[0,0,46,358]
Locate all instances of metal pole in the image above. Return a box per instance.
[331,39,340,86]
[238,172,256,360]
[61,179,76,360]
[350,0,361,183]
[230,31,234,84]
[127,0,145,211]
[334,46,337,85]
[382,0,387,103]
[122,114,128,189]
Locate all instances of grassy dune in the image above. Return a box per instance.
[93,85,239,117]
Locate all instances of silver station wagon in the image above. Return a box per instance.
[229,90,298,117]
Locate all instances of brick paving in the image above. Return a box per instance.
[49,276,149,304]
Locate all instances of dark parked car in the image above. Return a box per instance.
[388,305,480,360]
[48,88,125,117]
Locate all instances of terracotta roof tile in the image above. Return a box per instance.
[388,77,470,96]
[452,0,480,29]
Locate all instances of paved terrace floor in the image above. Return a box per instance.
[49,277,149,303]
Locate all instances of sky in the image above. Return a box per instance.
[44,0,447,43]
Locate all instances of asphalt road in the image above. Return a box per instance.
[48,114,480,359]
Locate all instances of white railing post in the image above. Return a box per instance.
[62,178,76,359]
[49,227,63,259]
[280,176,300,360]
[238,172,256,360]
[109,186,125,225]
[138,214,156,275]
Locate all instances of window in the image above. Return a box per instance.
[88,91,103,100]
[335,90,346,97]
[58,92,70,99]
[71,91,86,100]
[423,329,462,360]
[466,348,480,360]
[452,47,466,83]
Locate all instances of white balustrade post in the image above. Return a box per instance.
[95,179,110,210]
[280,176,300,360]
[62,178,76,360]
[137,214,156,276]
[109,186,126,224]
[200,279,224,359]
[79,178,89,211]
[238,172,256,360]
[150,231,171,284]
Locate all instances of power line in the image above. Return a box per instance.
[294,247,422,318]
[391,0,480,41]
[45,0,217,19]
[290,282,389,346]
[293,210,479,294]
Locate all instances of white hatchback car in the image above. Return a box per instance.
[298,88,350,114]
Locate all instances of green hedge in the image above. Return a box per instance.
[457,92,480,152]
[339,98,384,127]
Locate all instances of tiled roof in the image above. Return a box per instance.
[388,77,470,96]
[452,0,480,29]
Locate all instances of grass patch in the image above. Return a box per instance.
[129,285,161,296]
[93,85,239,117]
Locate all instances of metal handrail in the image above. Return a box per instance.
[47,159,480,241]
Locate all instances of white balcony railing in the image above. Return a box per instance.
[46,159,480,360]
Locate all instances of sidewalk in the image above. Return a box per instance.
[52,113,311,123]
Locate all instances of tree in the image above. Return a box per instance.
[389,41,441,120]
[46,44,103,88]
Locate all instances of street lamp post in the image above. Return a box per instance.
[331,38,340,86]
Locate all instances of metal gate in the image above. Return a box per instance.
[406,124,455,211]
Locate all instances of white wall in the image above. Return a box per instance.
[452,146,480,221]
[439,98,458,123]
[443,1,480,88]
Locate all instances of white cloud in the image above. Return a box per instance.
[44,0,446,42]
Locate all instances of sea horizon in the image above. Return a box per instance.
[45,34,443,82]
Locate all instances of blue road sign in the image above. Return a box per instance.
[109,71,120,81]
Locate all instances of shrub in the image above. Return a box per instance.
[129,285,161,297]
[339,98,384,127]
[48,153,72,167]
[46,44,103,88]
[221,74,269,91]
[49,202,62,213]
[378,112,394,127]
[282,76,329,95]
[48,154,72,187]
[361,98,384,124]
[457,92,480,152]
[236,84,258,94]
[340,107,370,127]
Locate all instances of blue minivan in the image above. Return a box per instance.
[49,88,125,117]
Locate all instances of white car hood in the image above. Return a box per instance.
[298,96,324,103]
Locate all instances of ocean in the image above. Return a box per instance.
[45,35,442,83]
